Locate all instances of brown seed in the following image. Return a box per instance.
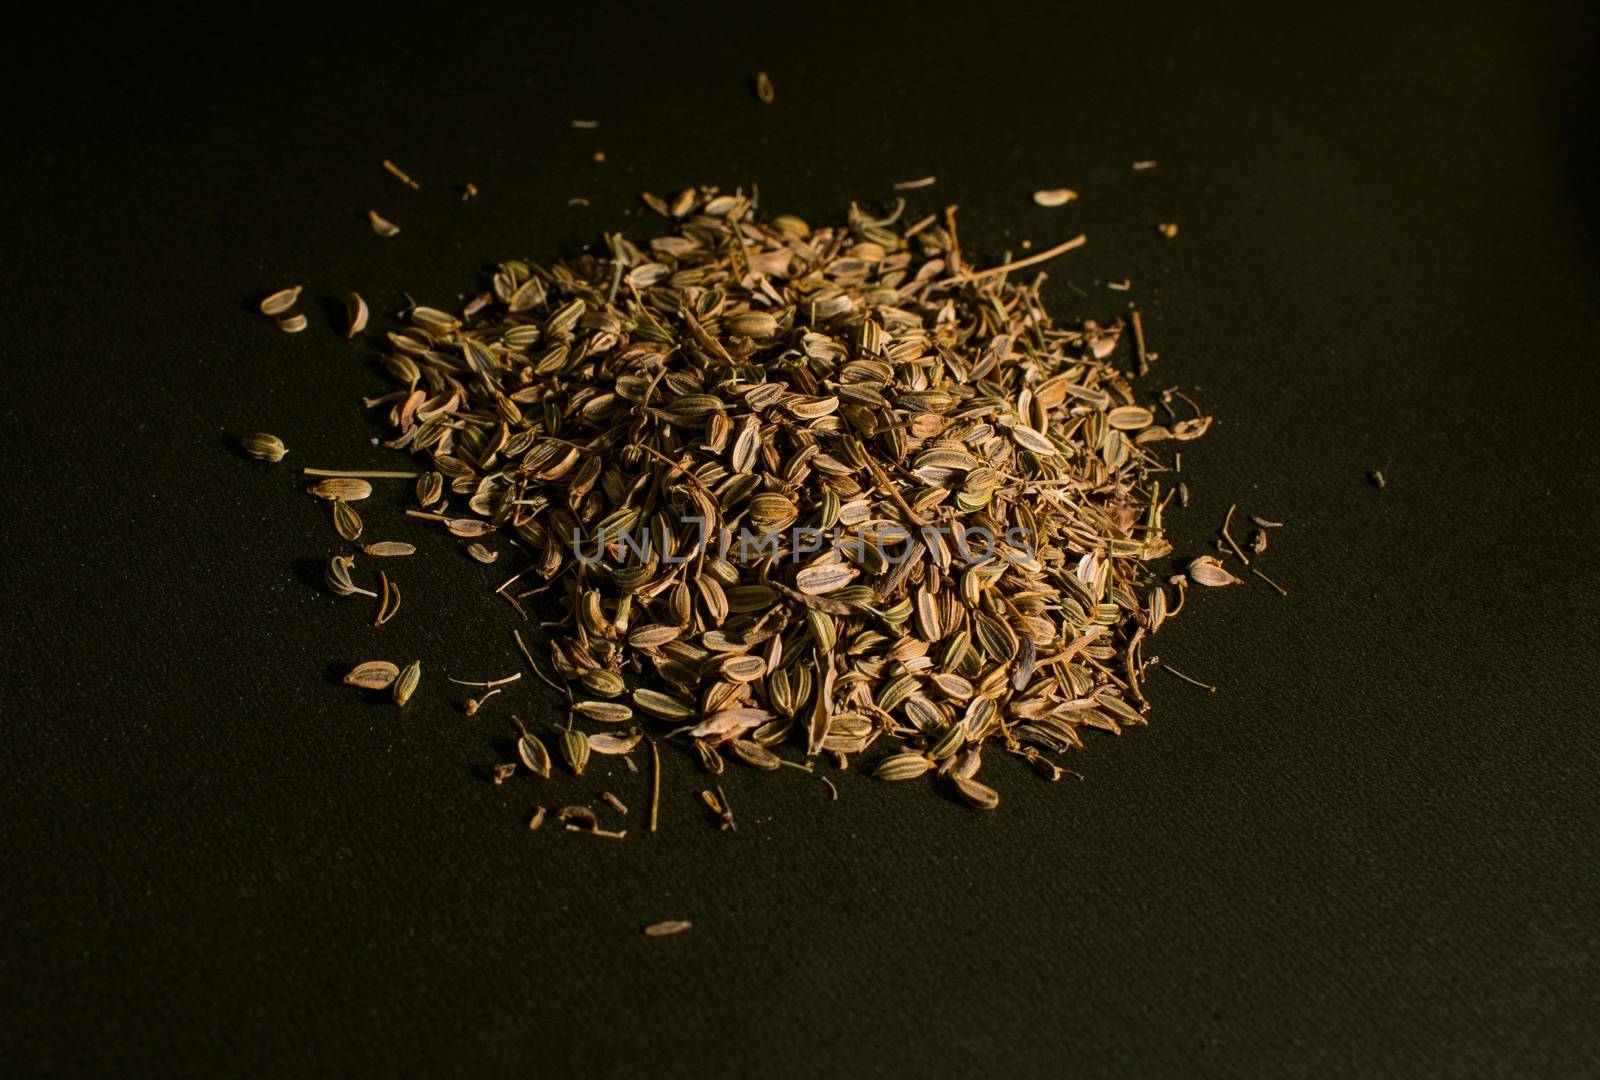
[369,210,400,237]
[276,313,308,333]
[239,433,287,462]
[517,731,552,778]
[644,920,692,937]
[392,660,421,706]
[277,195,1233,826]
[331,499,363,541]
[344,661,400,690]
[362,541,416,557]
[874,753,933,781]
[1032,188,1077,207]
[259,286,302,316]
[307,477,373,502]
[950,773,1000,810]
[754,72,774,104]
[345,292,369,338]
[560,728,590,775]
[1187,556,1241,588]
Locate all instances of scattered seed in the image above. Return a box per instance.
[345,292,369,338]
[240,432,287,462]
[259,286,302,316]
[1033,188,1077,207]
[369,210,400,237]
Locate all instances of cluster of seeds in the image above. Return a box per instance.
[339,188,1219,812]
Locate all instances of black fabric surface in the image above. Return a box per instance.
[3,2,1597,1075]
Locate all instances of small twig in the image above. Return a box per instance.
[952,234,1086,284]
[1221,504,1251,565]
[447,673,523,689]
[302,467,419,479]
[1250,566,1289,597]
[1162,664,1217,693]
[1131,309,1149,377]
[567,825,627,841]
[649,738,662,833]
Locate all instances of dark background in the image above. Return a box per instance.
[3,1,1598,1075]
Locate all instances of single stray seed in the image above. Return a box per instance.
[259,286,302,316]
[754,71,775,104]
[369,210,400,237]
[1033,188,1078,207]
[276,313,308,333]
[644,920,692,937]
[345,292,369,338]
[240,433,287,462]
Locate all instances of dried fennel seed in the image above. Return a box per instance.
[326,189,1226,818]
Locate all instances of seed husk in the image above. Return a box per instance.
[240,432,287,462]
[589,730,643,755]
[276,313,308,333]
[325,555,376,598]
